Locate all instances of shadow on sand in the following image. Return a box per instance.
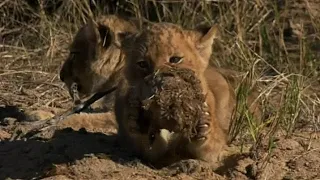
[0,103,141,180]
[0,128,140,179]
[0,105,246,179]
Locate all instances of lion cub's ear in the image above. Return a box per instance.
[70,19,99,52]
[70,19,114,59]
[118,32,138,53]
[76,19,113,49]
[97,23,112,48]
[191,24,219,61]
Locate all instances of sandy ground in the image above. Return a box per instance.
[0,106,319,180]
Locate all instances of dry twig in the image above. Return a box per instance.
[9,86,117,141]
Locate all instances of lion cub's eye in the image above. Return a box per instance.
[169,56,183,64]
[136,60,149,69]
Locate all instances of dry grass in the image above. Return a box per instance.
[1,0,319,174]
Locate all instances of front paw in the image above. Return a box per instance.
[195,102,211,141]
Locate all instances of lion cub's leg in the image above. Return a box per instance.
[114,82,150,155]
[187,93,228,162]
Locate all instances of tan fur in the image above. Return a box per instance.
[57,112,116,133]
[22,109,116,133]
[59,15,142,108]
[115,22,236,167]
[22,16,147,134]
[24,110,55,121]
[216,68,262,123]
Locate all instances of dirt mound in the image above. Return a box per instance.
[142,67,205,138]
[251,132,320,179]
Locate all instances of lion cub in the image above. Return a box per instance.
[115,22,235,167]
[59,15,142,109]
